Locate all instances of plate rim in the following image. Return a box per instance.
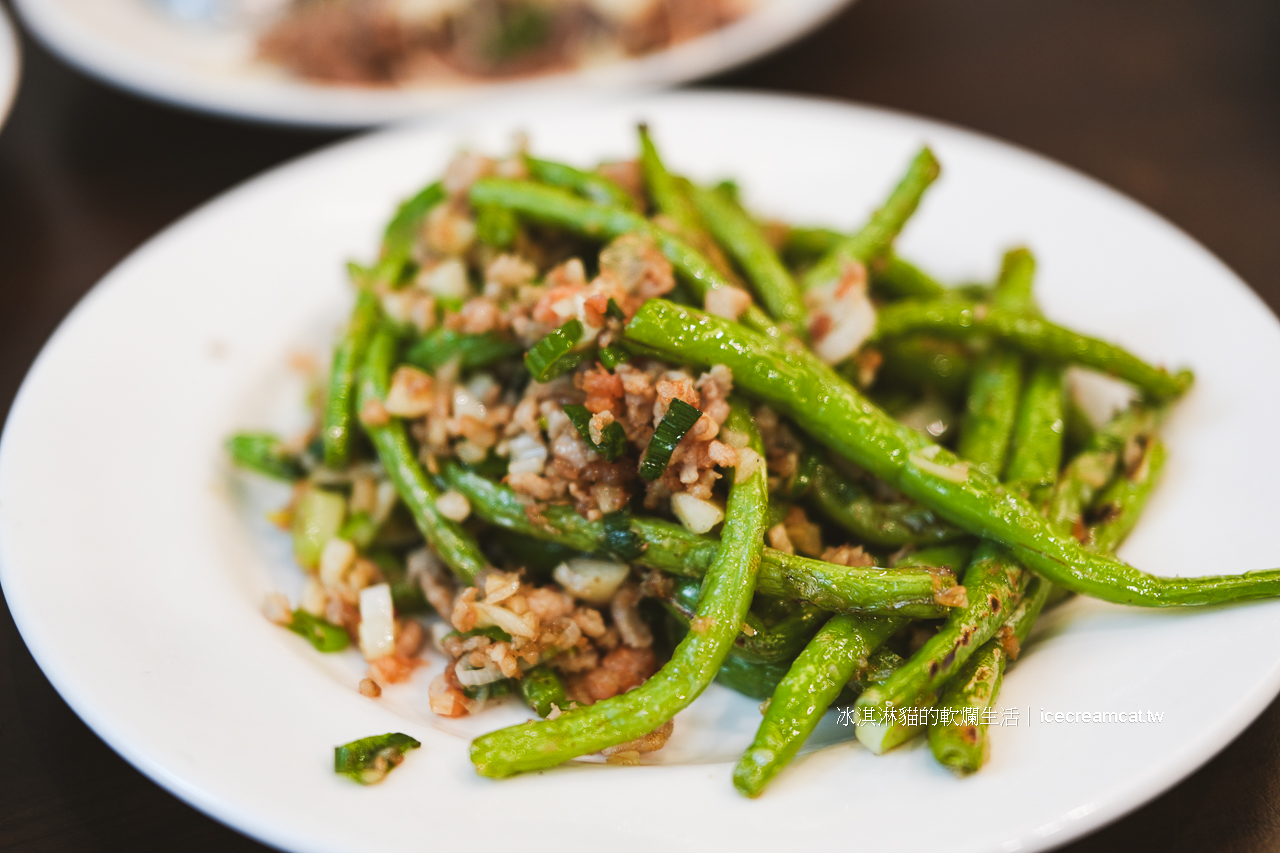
[10,0,853,127]
[4,88,1280,853]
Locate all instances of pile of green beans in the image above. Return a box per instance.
[224,124,1280,795]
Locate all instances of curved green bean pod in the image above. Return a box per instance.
[873,299,1193,399]
[524,156,635,210]
[467,177,782,339]
[690,183,809,337]
[323,288,381,469]
[664,578,828,663]
[735,614,901,797]
[1045,405,1158,535]
[802,147,941,290]
[1087,438,1166,554]
[469,402,768,777]
[637,125,703,233]
[440,462,957,617]
[373,181,445,287]
[624,300,1280,607]
[870,253,948,301]
[357,325,488,584]
[805,463,963,548]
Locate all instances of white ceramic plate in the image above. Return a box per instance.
[0,4,21,130]
[5,91,1280,853]
[11,0,850,127]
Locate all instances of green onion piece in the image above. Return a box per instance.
[444,626,514,644]
[598,345,630,369]
[287,610,349,652]
[602,511,646,560]
[334,733,421,785]
[225,432,304,481]
[525,319,589,382]
[562,403,628,462]
[605,298,626,322]
[639,398,702,481]
[404,328,521,374]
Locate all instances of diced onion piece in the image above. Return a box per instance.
[300,578,328,616]
[319,537,357,588]
[358,584,396,660]
[734,447,764,484]
[435,489,471,522]
[420,258,471,299]
[384,365,435,418]
[454,663,508,687]
[553,559,631,605]
[671,492,726,534]
[452,374,492,420]
[705,286,752,321]
[506,433,548,475]
[807,271,878,364]
[473,602,537,638]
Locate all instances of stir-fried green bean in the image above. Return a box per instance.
[469,402,768,777]
[323,289,381,469]
[358,325,489,584]
[625,300,1280,607]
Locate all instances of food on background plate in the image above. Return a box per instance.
[228,124,1280,794]
[258,0,752,86]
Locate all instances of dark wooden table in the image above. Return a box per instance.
[2,0,1279,849]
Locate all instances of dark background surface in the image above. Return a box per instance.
[2,0,1279,849]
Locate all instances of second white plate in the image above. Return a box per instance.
[13,0,851,126]
[4,91,1280,853]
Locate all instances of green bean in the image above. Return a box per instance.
[624,300,1280,607]
[1003,364,1066,504]
[734,615,901,797]
[358,325,488,584]
[468,177,783,339]
[780,225,842,267]
[873,298,1193,399]
[403,328,522,374]
[226,431,304,481]
[468,401,768,777]
[870,254,948,301]
[1087,438,1166,554]
[874,336,975,401]
[524,156,635,210]
[372,181,445,287]
[519,665,569,718]
[441,462,957,616]
[805,463,963,549]
[955,349,1023,477]
[1045,405,1158,536]
[664,578,829,664]
[802,148,941,290]
[955,248,1036,475]
[1063,393,1097,457]
[323,289,381,469]
[638,125,702,233]
[926,627,1006,774]
[714,654,793,701]
[690,183,809,337]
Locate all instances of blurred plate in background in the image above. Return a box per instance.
[0,4,20,130]
[11,0,852,127]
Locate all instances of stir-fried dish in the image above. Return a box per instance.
[229,124,1280,794]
